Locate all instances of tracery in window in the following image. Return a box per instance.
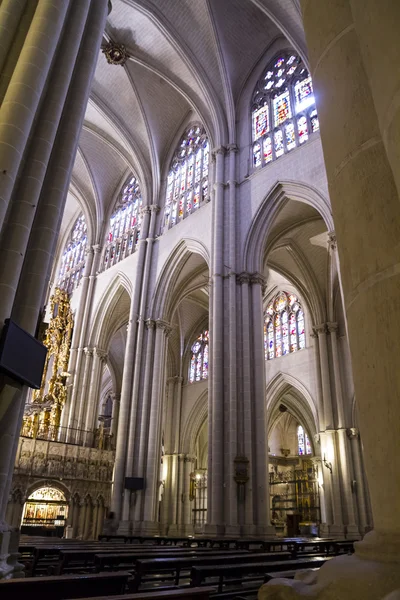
[57,214,87,294]
[164,125,209,231]
[103,175,142,270]
[297,425,312,456]
[189,330,209,383]
[264,291,305,360]
[251,52,319,168]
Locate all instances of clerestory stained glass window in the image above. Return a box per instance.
[57,213,87,295]
[164,125,209,231]
[297,425,312,456]
[264,291,305,360]
[251,52,319,168]
[189,330,209,383]
[103,175,142,271]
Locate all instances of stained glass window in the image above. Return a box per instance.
[298,426,312,455]
[103,175,142,271]
[189,330,209,383]
[251,52,318,168]
[57,213,87,295]
[264,291,306,360]
[164,125,209,231]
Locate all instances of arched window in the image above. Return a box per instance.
[264,291,305,360]
[297,425,312,455]
[251,52,319,168]
[189,330,209,383]
[57,214,87,294]
[99,395,113,430]
[103,175,142,270]
[164,125,209,230]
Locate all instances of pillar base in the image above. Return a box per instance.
[319,522,346,538]
[346,524,361,540]
[258,531,400,600]
[203,523,225,537]
[117,520,132,535]
[0,526,24,580]
[241,524,276,538]
[140,521,160,536]
[224,525,241,538]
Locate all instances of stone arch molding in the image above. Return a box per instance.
[244,181,334,274]
[150,238,210,322]
[89,272,132,349]
[25,479,72,502]
[266,372,318,450]
[181,389,208,456]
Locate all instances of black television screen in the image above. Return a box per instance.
[0,319,47,389]
[125,477,145,491]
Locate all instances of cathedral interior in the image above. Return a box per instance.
[0,1,400,599]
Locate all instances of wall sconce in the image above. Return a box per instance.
[323,454,332,474]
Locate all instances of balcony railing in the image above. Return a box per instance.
[21,424,115,451]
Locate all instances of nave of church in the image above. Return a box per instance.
[1,1,400,599]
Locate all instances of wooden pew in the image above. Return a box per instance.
[0,571,130,600]
[94,549,249,574]
[132,552,291,592]
[67,588,216,600]
[190,556,332,593]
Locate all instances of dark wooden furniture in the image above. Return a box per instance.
[0,571,130,600]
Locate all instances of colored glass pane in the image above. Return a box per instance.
[298,426,305,455]
[305,434,312,455]
[253,142,261,167]
[264,291,305,361]
[310,109,319,132]
[285,122,296,150]
[189,330,209,383]
[282,311,289,355]
[274,130,284,157]
[273,90,291,126]
[253,104,269,140]
[295,77,314,112]
[263,137,272,163]
[298,116,309,144]
[165,125,208,231]
[58,214,87,294]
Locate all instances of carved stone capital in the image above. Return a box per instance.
[102,41,128,66]
[328,231,337,252]
[92,244,102,254]
[84,347,93,357]
[145,319,156,330]
[314,433,321,445]
[94,348,107,362]
[140,206,152,216]
[313,323,327,336]
[250,272,266,287]
[327,322,338,334]
[156,319,173,337]
[212,145,226,157]
[149,204,160,214]
[236,271,251,285]
[347,427,359,440]
[226,143,239,153]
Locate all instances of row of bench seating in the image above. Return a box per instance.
[6,535,355,600]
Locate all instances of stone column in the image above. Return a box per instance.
[336,428,359,538]
[327,323,346,428]
[140,320,171,534]
[237,272,254,531]
[250,273,272,535]
[313,324,334,429]
[206,147,225,535]
[348,428,369,535]
[84,348,107,434]
[260,2,400,597]
[76,348,93,440]
[311,331,325,431]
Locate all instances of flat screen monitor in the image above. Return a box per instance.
[0,319,47,389]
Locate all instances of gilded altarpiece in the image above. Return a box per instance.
[22,288,73,441]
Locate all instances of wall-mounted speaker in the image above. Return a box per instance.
[124,477,145,491]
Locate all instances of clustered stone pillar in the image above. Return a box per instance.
[260,1,400,597]
[0,0,109,578]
